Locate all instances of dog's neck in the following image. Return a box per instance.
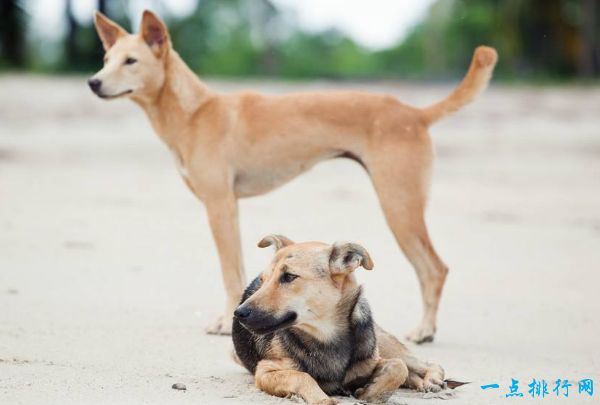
[132,50,213,148]
[293,284,365,343]
[336,284,365,324]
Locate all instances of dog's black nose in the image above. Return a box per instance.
[234,306,251,319]
[87,78,102,93]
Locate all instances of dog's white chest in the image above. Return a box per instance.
[171,149,189,179]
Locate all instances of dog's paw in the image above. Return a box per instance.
[205,315,232,335]
[423,376,444,393]
[405,367,444,393]
[406,324,435,344]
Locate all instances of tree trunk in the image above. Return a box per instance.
[0,0,26,67]
[64,0,78,65]
[579,0,597,77]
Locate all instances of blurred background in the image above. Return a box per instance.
[1,0,599,80]
[1,2,600,404]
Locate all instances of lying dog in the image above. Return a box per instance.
[90,10,497,342]
[233,235,451,404]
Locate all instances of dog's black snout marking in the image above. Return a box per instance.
[234,306,251,319]
[87,78,102,93]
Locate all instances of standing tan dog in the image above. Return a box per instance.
[89,10,497,342]
[232,235,452,404]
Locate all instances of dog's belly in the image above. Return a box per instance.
[233,156,327,198]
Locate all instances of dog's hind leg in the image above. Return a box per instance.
[366,135,448,344]
[354,357,408,403]
[204,194,247,335]
[403,357,445,393]
[255,359,338,405]
[376,325,444,393]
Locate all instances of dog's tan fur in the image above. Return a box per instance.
[233,236,445,404]
[91,10,497,342]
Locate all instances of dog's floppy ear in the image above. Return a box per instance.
[329,242,374,275]
[94,11,127,51]
[140,10,171,57]
[258,234,294,251]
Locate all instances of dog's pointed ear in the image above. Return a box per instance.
[94,11,127,51]
[258,234,294,251]
[140,10,170,57]
[329,242,374,276]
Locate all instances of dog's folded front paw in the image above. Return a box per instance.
[205,315,232,335]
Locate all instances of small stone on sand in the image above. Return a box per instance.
[172,383,186,391]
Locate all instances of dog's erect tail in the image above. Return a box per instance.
[421,46,497,125]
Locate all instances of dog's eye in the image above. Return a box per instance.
[124,57,137,65]
[280,272,299,284]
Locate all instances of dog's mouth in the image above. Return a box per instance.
[239,311,297,335]
[98,89,133,99]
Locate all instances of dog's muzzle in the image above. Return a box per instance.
[87,78,133,99]
[88,78,102,94]
[234,305,297,335]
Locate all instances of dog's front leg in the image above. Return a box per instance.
[204,194,246,335]
[255,360,338,405]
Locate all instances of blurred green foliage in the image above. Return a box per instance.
[166,0,381,78]
[379,0,599,80]
[1,0,598,80]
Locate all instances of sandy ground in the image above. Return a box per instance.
[1,75,599,405]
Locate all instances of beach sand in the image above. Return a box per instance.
[1,75,599,404]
